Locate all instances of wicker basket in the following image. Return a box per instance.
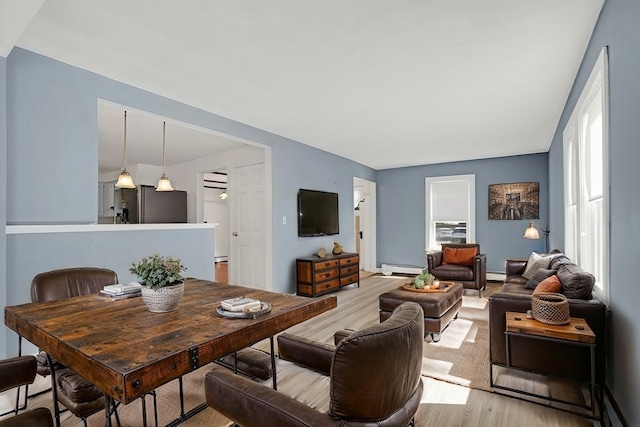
[531,292,570,325]
[141,281,184,313]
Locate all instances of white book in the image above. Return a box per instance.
[102,282,142,295]
[221,297,261,312]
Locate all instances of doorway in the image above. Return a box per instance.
[354,178,376,273]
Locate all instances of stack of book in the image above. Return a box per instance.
[221,297,262,312]
[100,282,142,300]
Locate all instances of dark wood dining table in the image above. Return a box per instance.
[4,278,337,426]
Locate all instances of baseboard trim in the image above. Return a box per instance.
[603,384,629,427]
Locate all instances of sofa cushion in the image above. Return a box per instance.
[549,253,575,270]
[431,264,474,281]
[533,275,561,295]
[522,252,553,280]
[557,264,596,299]
[525,268,557,290]
[442,247,477,266]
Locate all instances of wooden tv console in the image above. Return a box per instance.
[296,253,360,297]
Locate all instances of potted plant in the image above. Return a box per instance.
[409,271,435,290]
[130,254,187,312]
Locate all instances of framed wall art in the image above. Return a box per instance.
[488,182,539,220]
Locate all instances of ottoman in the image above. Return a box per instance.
[379,282,463,342]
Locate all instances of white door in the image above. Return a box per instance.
[354,178,376,273]
[229,163,266,289]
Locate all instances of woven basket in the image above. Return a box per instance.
[141,281,184,313]
[531,292,570,325]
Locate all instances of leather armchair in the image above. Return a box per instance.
[0,356,53,427]
[427,243,486,297]
[205,302,425,427]
[30,268,120,427]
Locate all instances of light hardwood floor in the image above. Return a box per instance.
[1,272,601,427]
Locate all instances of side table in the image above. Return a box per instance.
[491,311,599,420]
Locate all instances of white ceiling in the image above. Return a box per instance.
[1,0,603,171]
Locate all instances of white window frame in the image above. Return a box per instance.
[563,47,610,305]
[425,174,476,251]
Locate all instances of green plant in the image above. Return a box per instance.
[410,271,434,289]
[130,254,186,290]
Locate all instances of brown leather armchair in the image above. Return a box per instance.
[30,267,120,427]
[0,355,53,427]
[427,243,487,297]
[205,302,425,427]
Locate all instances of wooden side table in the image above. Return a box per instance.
[497,311,599,419]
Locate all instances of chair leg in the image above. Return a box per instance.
[45,353,62,427]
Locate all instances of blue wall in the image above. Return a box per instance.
[547,0,640,424]
[271,137,376,288]
[1,48,376,298]
[377,154,549,272]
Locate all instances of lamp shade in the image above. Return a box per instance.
[523,222,540,239]
[116,169,136,189]
[156,174,174,192]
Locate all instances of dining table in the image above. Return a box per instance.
[4,278,337,426]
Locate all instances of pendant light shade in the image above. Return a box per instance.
[156,121,174,191]
[115,170,135,189]
[115,111,136,189]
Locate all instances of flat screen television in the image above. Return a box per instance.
[297,189,339,237]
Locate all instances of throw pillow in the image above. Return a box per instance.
[532,275,561,295]
[557,264,596,299]
[522,252,553,280]
[525,268,556,289]
[442,247,477,266]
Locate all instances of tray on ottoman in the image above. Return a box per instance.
[401,281,455,293]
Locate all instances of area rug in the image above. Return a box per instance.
[420,282,501,392]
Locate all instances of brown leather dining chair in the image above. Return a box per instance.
[205,301,425,427]
[0,355,53,427]
[29,267,121,427]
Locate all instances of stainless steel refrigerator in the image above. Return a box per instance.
[119,185,187,224]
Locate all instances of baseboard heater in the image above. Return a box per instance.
[381,264,424,276]
[486,272,506,282]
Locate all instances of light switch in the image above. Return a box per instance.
[282,216,287,225]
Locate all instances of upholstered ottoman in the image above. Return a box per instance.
[379,282,463,342]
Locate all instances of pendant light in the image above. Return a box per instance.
[115,111,136,188]
[156,121,174,192]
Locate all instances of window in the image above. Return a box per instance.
[425,175,475,250]
[563,47,609,305]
